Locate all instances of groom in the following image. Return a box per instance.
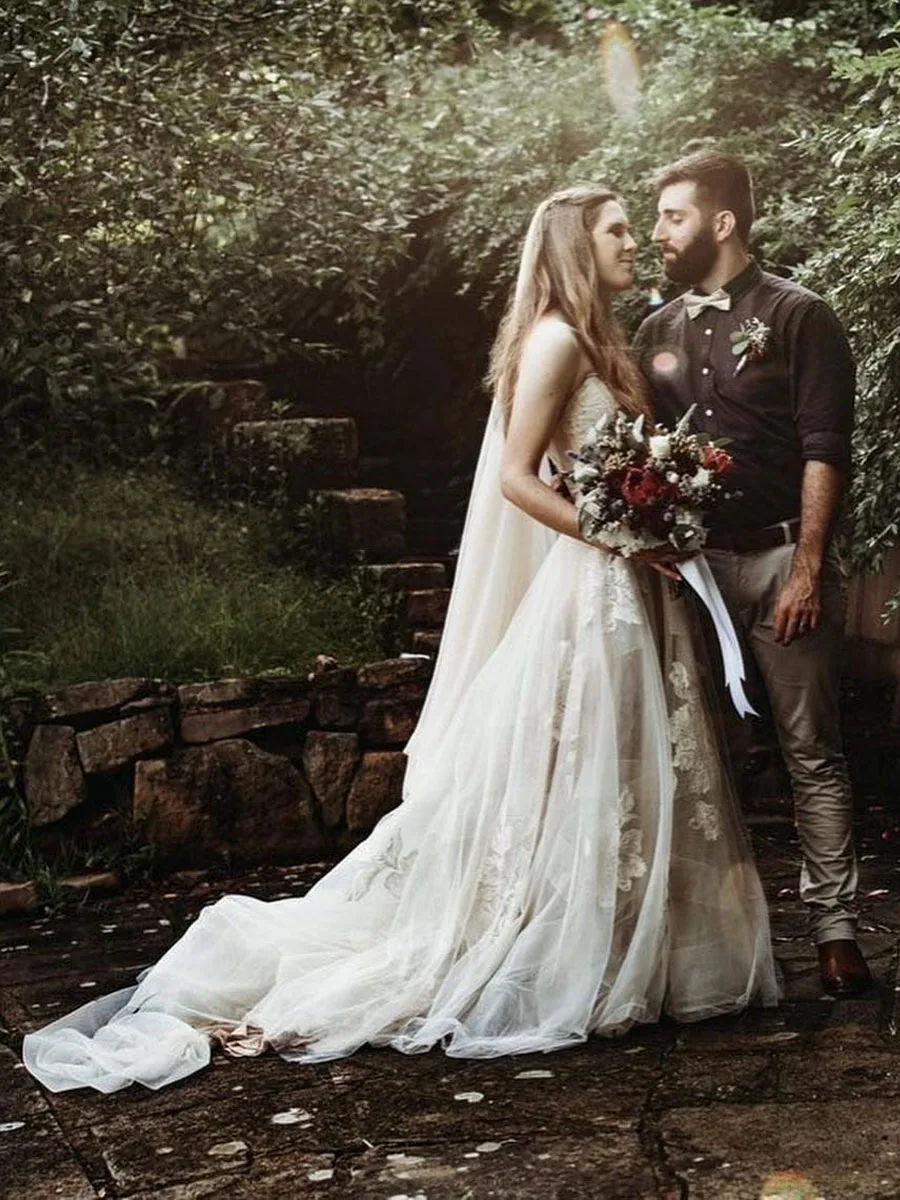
[633,148,871,997]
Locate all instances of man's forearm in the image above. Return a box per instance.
[772,460,846,643]
[795,460,846,573]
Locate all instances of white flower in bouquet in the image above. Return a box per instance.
[574,493,602,521]
[597,523,656,557]
[571,460,601,486]
[648,433,672,461]
[626,413,646,448]
[690,467,712,489]
[675,404,698,435]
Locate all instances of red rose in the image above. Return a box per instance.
[702,446,733,476]
[621,467,666,509]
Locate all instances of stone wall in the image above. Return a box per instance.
[12,656,433,871]
[8,655,900,891]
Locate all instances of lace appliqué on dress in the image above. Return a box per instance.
[616,786,648,893]
[582,554,643,635]
[688,800,722,842]
[471,820,531,938]
[346,831,416,901]
[668,662,721,842]
[602,558,644,635]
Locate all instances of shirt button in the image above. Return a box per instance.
[704,328,713,336]
[705,408,713,417]
[701,367,710,376]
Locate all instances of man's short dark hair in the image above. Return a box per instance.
[652,150,755,245]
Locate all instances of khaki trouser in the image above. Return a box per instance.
[704,543,858,944]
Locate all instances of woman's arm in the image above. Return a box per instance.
[499,319,686,579]
[499,320,587,542]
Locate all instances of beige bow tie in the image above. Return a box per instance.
[683,288,732,320]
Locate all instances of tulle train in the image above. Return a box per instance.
[23,537,778,1094]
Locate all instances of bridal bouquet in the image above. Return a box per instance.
[565,405,735,557]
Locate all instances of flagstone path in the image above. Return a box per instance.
[2,824,899,1199]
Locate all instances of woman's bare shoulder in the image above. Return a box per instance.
[520,315,582,376]
[528,314,581,351]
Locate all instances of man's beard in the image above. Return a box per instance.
[661,224,718,286]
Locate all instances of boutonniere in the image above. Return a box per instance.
[730,317,771,375]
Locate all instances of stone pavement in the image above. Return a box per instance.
[1,824,899,1200]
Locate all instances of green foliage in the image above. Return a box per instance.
[0,787,32,881]
[793,24,900,571]
[697,0,900,47]
[0,467,398,688]
[432,0,852,315]
[0,790,157,891]
[0,565,46,853]
[0,0,499,459]
[2,0,899,573]
[0,455,403,882]
[347,565,405,660]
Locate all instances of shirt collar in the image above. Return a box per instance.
[723,259,762,303]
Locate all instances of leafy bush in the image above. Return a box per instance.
[794,31,900,571]
[0,0,499,458]
[2,0,898,574]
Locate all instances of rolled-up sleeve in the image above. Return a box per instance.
[790,300,855,473]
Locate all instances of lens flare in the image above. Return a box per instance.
[652,349,682,378]
[600,22,642,119]
[759,1169,823,1200]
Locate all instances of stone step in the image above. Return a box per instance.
[405,588,451,629]
[357,561,447,592]
[230,418,359,499]
[410,629,443,656]
[167,379,271,448]
[313,487,407,562]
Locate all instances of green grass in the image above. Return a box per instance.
[0,464,398,689]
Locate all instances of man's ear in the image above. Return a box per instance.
[713,209,737,243]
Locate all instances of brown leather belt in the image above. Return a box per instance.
[705,518,800,554]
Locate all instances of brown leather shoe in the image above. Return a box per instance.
[818,939,872,997]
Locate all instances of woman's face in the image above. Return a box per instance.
[591,199,637,293]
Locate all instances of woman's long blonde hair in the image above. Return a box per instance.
[487,183,648,422]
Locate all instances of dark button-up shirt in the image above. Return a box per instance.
[632,261,855,532]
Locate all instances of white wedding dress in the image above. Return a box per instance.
[23,376,779,1094]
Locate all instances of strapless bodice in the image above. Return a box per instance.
[547,373,618,469]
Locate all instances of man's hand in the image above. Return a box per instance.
[774,460,844,644]
[773,555,821,644]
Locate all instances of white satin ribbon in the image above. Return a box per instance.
[678,555,758,719]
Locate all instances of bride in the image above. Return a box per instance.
[23,184,779,1094]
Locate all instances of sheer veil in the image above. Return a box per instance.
[403,400,554,794]
[403,212,558,791]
